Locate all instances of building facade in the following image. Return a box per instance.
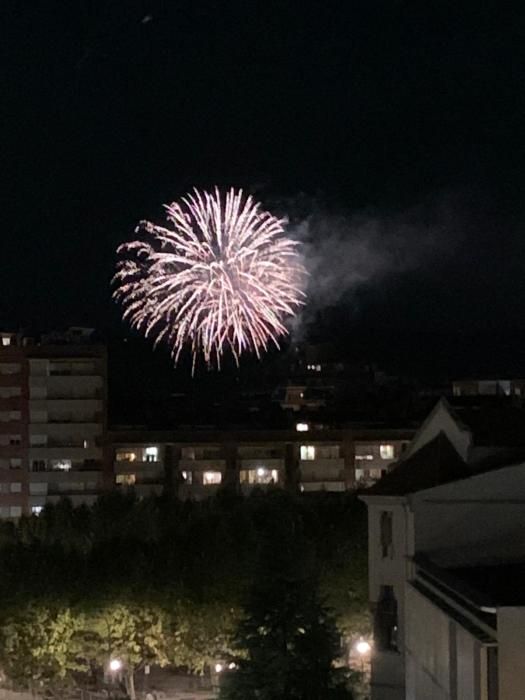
[110,427,412,499]
[0,330,109,515]
[361,397,525,700]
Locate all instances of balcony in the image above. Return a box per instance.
[178,458,226,471]
[237,458,284,469]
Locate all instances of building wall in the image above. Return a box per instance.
[0,339,108,516]
[405,584,486,700]
[110,428,414,499]
[0,347,29,516]
[411,462,525,565]
[498,607,525,700]
[366,498,412,700]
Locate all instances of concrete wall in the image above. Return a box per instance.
[498,607,525,700]
[405,584,485,700]
[367,499,412,700]
[411,462,525,565]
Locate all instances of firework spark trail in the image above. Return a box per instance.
[113,188,307,370]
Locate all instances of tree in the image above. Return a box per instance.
[0,604,87,696]
[219,518,355,700]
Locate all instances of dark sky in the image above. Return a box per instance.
[3,1,525,369]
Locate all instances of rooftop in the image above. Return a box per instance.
[364,431,470,496]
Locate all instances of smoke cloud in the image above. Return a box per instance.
[281,196,464,338]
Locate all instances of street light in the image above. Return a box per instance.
[109,658,123,673]
[355,640,371,656]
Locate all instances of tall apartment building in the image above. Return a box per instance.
[0,329,108,516]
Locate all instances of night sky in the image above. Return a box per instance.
[4,1,525,375]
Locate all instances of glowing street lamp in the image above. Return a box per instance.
[355,640,371,656]
[109,658,123,673]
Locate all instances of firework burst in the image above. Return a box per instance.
[113,188,306,369]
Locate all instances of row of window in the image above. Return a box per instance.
[115,444,398,463]
[0,482,22,493]
[0,387,22,399]
[0,410,21,422]
[116,467,280,488]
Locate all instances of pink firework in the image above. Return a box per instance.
[113,188,306,369]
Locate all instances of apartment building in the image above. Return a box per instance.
[360,397,525,700]
[110,426,413,498]
[0,329,108,516]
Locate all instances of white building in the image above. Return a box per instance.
[361,398,525,700]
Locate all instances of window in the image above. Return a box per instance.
[116,450,138,462]
[144,446,159,462]
[203,471,222,485]
[30,434,47,447]
[31,506,44,516]
[380,444,395,460]
[240,468,279,485]
[0,484,8,494]
[9,435,21,446]
[0,363,21,375]
[50,459,72,472]
[9,411,21,421]
[296,423,309,432]
[1,337,11,347]
[29,482,47,495]
[31,460,47,472]
[9,506,22,518]
[300,445,316,461]
[0,387,21,398]
[374,586,398,652]
[116,474,136,485]
[9,458,21,469]
[181,470,193,484]
[30,410,47,423]
[316,445,339,459]
[10,482,22,493]
[380,511,394,558]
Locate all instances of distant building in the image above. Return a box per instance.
[0,329,108,516]
[452,378,525,398]
[360,397,525,700]
[110,427,413,499]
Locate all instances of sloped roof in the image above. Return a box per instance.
[365,431,470,496]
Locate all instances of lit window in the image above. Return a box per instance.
[9,458,21,469]
[1,337,11,347]
[181,470,193,484]
[116,451,137,462]
[296,423,309,432]
[31,506,43,516]
[240,468,279,485]
[300,445,316,461]
[380,444,395,460]
[203,471,222,485]
[144,446,159,462]
[115,474,136,485]
[50,459,72,472]
[315,364,321,372]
